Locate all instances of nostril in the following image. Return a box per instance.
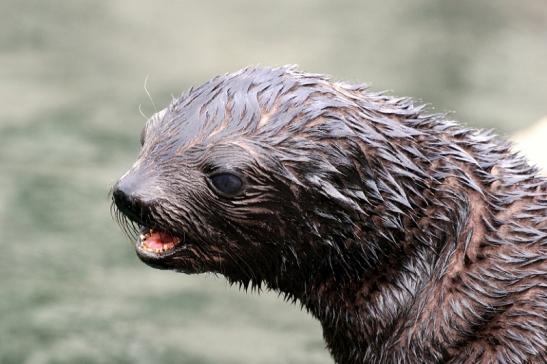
[112,185,132,210]
[112,180,147,223]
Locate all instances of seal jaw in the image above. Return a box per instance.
[135,226,187,262]
[133,225,208,273]
[137,226,183,255]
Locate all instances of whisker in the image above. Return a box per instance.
[110,202,140,243]
[143,75,158,114]
[138,104,149,120]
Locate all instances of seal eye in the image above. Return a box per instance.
[210,173,243,196]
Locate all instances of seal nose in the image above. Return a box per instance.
[112,176,150,225]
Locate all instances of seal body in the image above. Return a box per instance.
[113,66,547,363]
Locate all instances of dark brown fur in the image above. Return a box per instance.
[112,66,547,363]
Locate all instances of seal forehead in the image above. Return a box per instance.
[147,66,337,154]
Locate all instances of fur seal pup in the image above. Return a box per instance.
[112,66,547,363]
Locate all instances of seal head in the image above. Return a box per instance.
[112,66,369,283]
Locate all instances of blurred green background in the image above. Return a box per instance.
[1,1,546,363]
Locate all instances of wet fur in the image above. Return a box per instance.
[114,66,547,363]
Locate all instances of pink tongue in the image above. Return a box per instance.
[144,231,177,249]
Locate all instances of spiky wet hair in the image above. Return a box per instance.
[113,66,547,363]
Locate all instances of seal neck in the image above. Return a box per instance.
[277,219,456,363]
[269,175,471,363]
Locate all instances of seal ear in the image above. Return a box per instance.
[140,127,146,146]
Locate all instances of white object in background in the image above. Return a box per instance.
[512,117,547,175]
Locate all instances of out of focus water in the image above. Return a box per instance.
[1,1,546,363]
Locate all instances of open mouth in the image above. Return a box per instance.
[136,226,186,258]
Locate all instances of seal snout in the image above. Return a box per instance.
[113,174,187,260]
[112,179,151,226]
